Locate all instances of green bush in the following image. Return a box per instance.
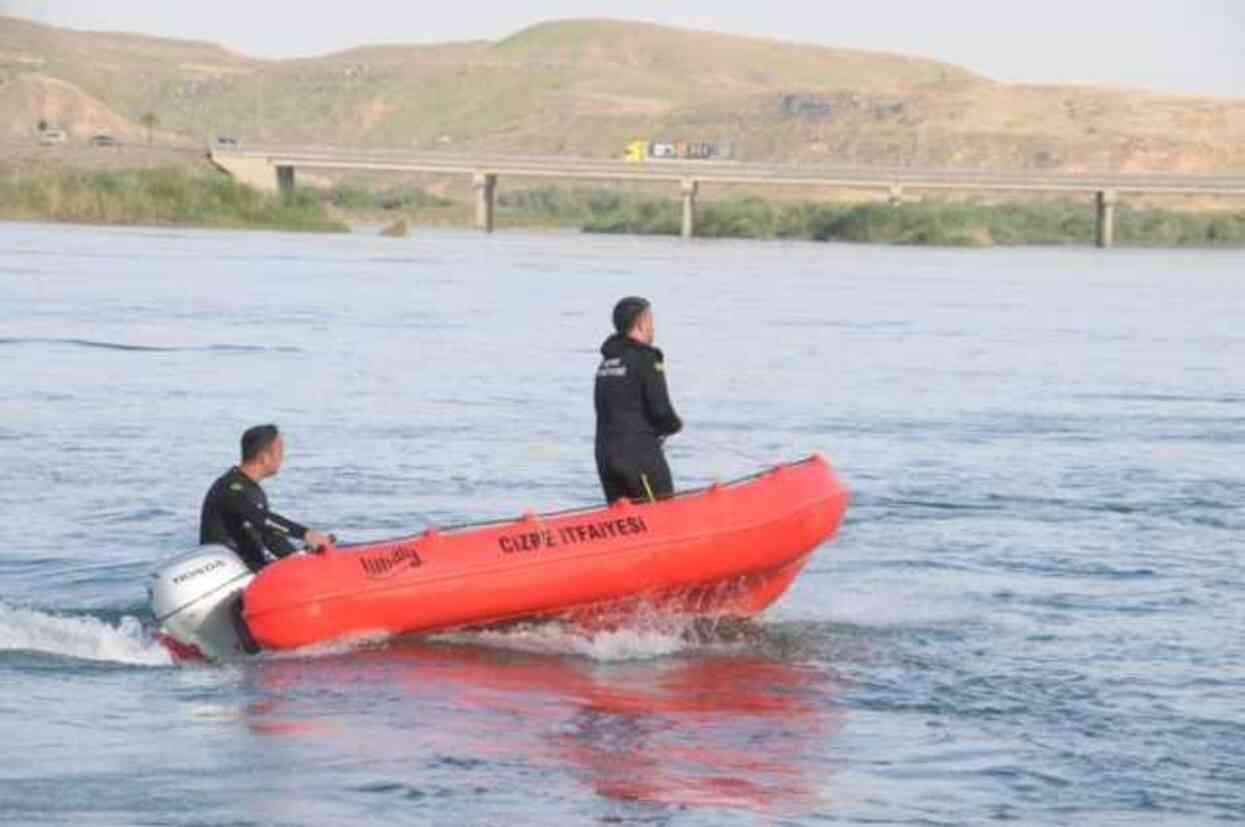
[775,203,821,238]
[329,184,376,211]
[498,186,568,216]
[0,167,347,232]
[496,186,626,225]
[1117,206,1245,246]
[584,198,681,235]
[327,183,453,212]
[698,198,777,239]
[377,186,453,211]
[586,189,623,214]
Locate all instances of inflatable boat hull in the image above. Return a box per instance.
[242,455,849,651]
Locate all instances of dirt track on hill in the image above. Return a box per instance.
[1,138,215,174]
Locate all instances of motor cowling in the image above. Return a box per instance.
[148,545,256,661]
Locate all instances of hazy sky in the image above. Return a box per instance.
[3,0,1242,98]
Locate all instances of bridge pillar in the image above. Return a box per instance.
[681,179,699,239]
[276,165,296,195]
[474,172,497,233]
[1095,189,1117,248]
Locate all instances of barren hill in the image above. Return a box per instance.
[3,15,1244,172]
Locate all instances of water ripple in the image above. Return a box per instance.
[0,337,303,353]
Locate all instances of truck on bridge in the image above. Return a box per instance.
[624,139,734,163]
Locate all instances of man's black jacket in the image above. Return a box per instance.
[594,333,682,459]
[199,467,307,573]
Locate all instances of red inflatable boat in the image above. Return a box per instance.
[236,455,848,651]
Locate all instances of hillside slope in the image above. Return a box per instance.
[3,16,1243,171]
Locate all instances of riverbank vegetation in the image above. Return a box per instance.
[4,166,1243,246]
[578,192,1245,247]
[403,183,1245,246]
[0,166,347,232]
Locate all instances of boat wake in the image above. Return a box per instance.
[264,621,696,664]
[251,616,795,671]
[436,613,774,662]
[0,603,173,667]
[276,631,397,661]
[269,614,750,664]
[2,601,791,669]
[443,623,693,662]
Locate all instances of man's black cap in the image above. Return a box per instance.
[612,296,651,334]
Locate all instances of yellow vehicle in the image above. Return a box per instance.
[624,140,649,163]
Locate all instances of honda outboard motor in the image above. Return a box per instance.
[148,545,256,661]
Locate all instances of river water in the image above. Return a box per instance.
[0,222,1241,825]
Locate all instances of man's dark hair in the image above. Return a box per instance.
[613,296,651,334]
[241,424,280,462]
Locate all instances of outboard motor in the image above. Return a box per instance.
[148,545,257,662]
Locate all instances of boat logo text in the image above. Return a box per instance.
[360,546,423,579]
[172,559,226,585]
[499,516,649,555]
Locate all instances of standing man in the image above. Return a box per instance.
[594,296,683,503]
[200,424,332,573]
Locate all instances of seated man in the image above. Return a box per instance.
[200,424,331,573]
[594,296,683,503]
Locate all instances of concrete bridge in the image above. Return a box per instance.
[210,145,1245,247]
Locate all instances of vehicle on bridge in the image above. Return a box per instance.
[625,139,733,163]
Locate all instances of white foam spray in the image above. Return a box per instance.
[0,603,173,667]
[439,618,700,662]
[276,630,395,661]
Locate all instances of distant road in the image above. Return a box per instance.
[2,139,206,172]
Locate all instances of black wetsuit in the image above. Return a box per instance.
[199,467,308,573]
[594,333,683,503]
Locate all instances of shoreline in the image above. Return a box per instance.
[3,165,1243,248]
